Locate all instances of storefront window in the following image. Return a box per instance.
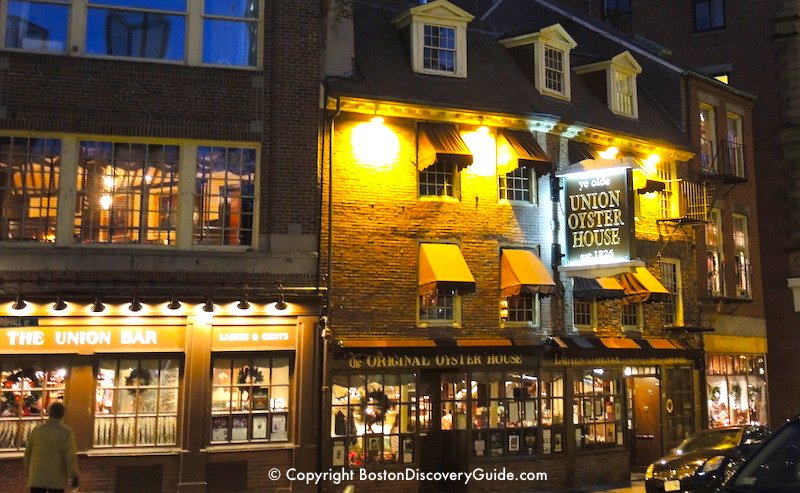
[541,370,564,454]
[330,372,416,467]
[470,372,538,457]
[210,355,289,444]
[573,369,624,450]
[707,354,767,427]
[95,358,180,447]
[0,362,67,450]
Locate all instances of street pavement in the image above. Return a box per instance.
[588,479,645,493]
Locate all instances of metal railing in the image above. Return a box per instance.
[700,139,747,180]
[660,179,708,222]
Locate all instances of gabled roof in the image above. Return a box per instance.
[326,0,691,150]
[574,50,643,75]
[392,0,475,28]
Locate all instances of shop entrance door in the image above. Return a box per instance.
[632,376,663,467]
[418,371,468,491]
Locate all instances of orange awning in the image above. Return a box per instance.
[417,122,473,171]
[573,277,626,301]
[618,267,671,303]
[600,337,641,349]
[497,129,551,176]
[500,249,555,297]
[419,243,476,295]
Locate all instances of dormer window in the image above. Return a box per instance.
[392,0,474,78]
[574,50,642,119]
[500,24,577,100]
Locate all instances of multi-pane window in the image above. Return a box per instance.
[194,146,256,246]
[573,369,624,450]
[330,372,416,467]
[694,0,725,32]
[733,214,751,299]
[499,166,536,203]
[471,372,541,457]
[614,71,634,117]
[95,358,180,447]
[706,208,724,297]
[0,362,67,451]
[211,355,290,444]
[661,259,682,326]
[4,0,69,52]
[726,112,745,178]
[419,159,458,198]
[544,45,565,94]
[699,103,717,173]
[707,355,767,428]
[76,141,180,245]
[540,370,564,454]
[203,0,259,66]
[501,292,537,324]
[657,162,676,219]
[419,289,456,323]
[573,299,595,329]
[422,24,455,73]
[0,137,61,242]
[3,0,262,67]
[664,367,695,449]
[621,302,641,329]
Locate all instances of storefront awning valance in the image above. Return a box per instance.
[497,129,551,176]
[618,267,671,304]
[500,249,556,297]
[572,277,626,301]
[417,122,473,171]
[567,140,599,163]
[419,243,476,295]
[549,336,699,354]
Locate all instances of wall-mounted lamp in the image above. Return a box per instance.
[637,179,666,195]
[237,295,250,310]
[129,297,143,312]
[12,294,26,311]
[275,283,288,311]
[202,298,215,313]
[167,297,181,310]
[91,297,105,313]
[53,296,68,311]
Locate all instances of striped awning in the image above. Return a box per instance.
[417,122,473,171]
[550,336,697,352]
[500,249,556,297]
[572,277,626,301]
[618,267,671,304]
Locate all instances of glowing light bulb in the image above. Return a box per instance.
[100,194,113,210]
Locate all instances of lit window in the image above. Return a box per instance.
[694,0,725,32]
[499,166,536,203]
[699,103,717,173]
[94,358,180,447]
[726,112,745,178]
[3,0,262,68]
[657,162,676,219]
[423,24,456,73]
[194,146,256,246]
[76,141,180,245]
[713,73,729,84]
[419,288,456,323]
[573,369,624,450]
[660,259,682,326]
[732,214,751,299]
[211,355,290,444]
[501,292,538,323]
[614,71,634,116]
[0,137,61,242]
[4,0,69,53]
[705,209,724,297]
[0,362,67,451]
[419,159,459,198]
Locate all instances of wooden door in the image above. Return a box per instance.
[633,376,663,467]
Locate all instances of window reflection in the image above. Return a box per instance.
[5,1,69,52]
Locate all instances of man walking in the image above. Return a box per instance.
[24,401,80,493]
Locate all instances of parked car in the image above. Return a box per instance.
[717,415,800,492]
[645,425,772,493]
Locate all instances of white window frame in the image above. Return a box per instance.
[574,51,641,118]
[417,288,462,327]
[501,24,577,101]
[621,302,643,331]
[391,0,473,79]
[660,258,683,326]
[657,161,678,219]
[499,165,538,204]
[572,298,597,331]
[705,208,724,297]
[732,213,751,299]
[0,0,264,69]
[500,291,540,328]
[0,132,260,250]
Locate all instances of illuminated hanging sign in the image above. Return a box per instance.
[564,167,634,266]
[0,326,185,354]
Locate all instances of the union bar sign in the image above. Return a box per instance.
[564,167,634,266]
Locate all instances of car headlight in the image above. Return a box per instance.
[676,460,706,479]
[702,455,727,473]
[645,464,654,479]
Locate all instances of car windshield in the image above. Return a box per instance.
[728,421,800,492]
[676,428,743,453]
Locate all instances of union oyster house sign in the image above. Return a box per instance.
[563,166,635,266]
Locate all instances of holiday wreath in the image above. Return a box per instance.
[124,368,152,395]
[2,369,42,412]
[360,389,390,427]
[237,366,264,385]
